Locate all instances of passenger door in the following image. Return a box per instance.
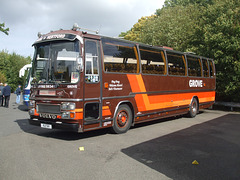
[83,39,102,128]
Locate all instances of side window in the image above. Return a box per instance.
[85,40,99,83]
[102,38,138,73]
[209,60,215,77]
[186,56,202,77]
[140,46,166,75]
[167,52,186,76]
[202,58,209,77]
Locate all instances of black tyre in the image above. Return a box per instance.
[188,98,198,118]
[111,104,132,134]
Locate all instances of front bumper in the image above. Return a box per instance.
[28,118,80,132]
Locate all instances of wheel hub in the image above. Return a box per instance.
[117,111,128,127]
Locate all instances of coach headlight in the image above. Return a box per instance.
[29,108,35,115]
[61,102,75,110]
[29,100,35,107]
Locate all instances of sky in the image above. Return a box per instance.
[0,0,165,57]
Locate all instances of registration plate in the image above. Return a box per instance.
[41,123,52,129]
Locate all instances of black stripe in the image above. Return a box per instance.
[84,119,113,125]
[199,101,215,106]
[136,106,189,117]
[102,95,135,100]
[84,98,100,101]
[31,97,83,102]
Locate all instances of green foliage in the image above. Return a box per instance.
[0,50,31,92]
[120,0,240,102]
[0,22,9,35]
[142,5,202,52]
[196,0,240,102]
[0,71,6,83]
[120,15,157,42]
[163,0,213,7]
[122,5,203,51]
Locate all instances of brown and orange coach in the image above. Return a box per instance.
[28,24,216,133]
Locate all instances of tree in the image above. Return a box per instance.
[121,4,202,51]
[0,22,9,35]
[120,0,240,102]
[0,50,31,91]
[0,71,6,83]
[141,4,202,51]
[163,0,213,7]
[120,15,157,42]
[192,0,240,102]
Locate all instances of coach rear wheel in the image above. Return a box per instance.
[111,104,132,134]
[188,98,198,118]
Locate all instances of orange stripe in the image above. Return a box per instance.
[34,109,39,116]
[70,108,83,113]
[134,94,147,112]
[102,106,112,116]
[148,92,215,104]
[102,106,110,110]
[127,74,141,92]
[74,112,83,119]
[127,74,215,112]
[127,74,147,111]
[102,109,111,116]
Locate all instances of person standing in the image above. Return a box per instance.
[2,83,11,108]
[15,85,21,104]
[0,83,4,106]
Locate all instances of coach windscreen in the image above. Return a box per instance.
[32,41,81,84]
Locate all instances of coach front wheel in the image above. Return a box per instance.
[111,104,132,134]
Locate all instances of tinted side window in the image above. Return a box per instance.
[167,52,186,76]
[187,56,202,77]
[85,103,99,120]
[102,38,138,73]
[140,46,166,75]
[85,40,99,83]
[202,58,209,77]
[209,60,215,77]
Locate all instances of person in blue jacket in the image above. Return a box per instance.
[2,83,11,108]
[15,85,21,104]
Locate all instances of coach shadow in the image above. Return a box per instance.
[15,111,199,141]
[15,118,109,141]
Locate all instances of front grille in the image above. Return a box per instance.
[37,104,61,114]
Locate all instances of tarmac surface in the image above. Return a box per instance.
[122,113,240,180]
[0,94,240,180]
